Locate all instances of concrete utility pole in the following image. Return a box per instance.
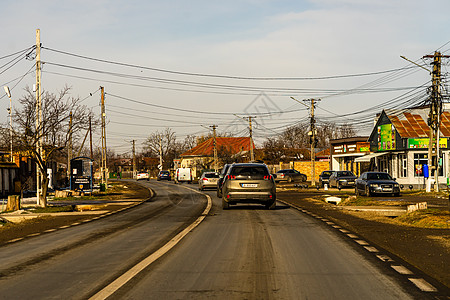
[100,86,108,189]
[422,51,450,192]
[132,140,136,179]
[248,117,255,161]
[210,125,218,172]
[308,99,320,187]
[35,29,43,205]
[3,86,13,162]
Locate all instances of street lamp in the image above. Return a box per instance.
[3,86,13,163]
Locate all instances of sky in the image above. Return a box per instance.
[1,0,450,156]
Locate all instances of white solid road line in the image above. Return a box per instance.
[89,187,212,300]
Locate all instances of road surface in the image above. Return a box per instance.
[0,180,421,299]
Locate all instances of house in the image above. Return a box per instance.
[357,105,450,188]
[180,137,255,177]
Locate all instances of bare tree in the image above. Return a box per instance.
[13,86,95,207]
[143,128,178,169]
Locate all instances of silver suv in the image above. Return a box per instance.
[221,163,276,210]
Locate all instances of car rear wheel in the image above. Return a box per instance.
[365,186,371,197]
[355,187,359,196]
[265,200,276,210]
[222,197,230,210]
[287,177,292,183]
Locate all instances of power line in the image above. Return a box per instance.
[42,46,418,81]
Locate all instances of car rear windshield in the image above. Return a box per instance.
[160,171,169,175]
[229,166,269,177]
[204,173,219,178]
[367,173,392,180]
[338,171,354,177]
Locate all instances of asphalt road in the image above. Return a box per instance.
[0,180,427,299]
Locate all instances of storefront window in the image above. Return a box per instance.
[398,154,407,177]
[413,153,428,177]
[413,153,444,177]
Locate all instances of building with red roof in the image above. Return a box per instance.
[179,137,255,176]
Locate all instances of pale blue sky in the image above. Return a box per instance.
[1,0,449,155]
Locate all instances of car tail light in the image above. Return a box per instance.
[227,175,236,180]
[264,175,272,180]
[279,174,285,178]
[202,178,208,181]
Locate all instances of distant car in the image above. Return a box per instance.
[198,172,219,190]
[274,169,307,183]
[136,172,149,181]
[217,164,233,198]
[355,172,400,197]
[221,163,276,210]
[328,170,357,189]
[157,170,171,181]
[319,170,333,187]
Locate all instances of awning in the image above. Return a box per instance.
[354,152,387,163]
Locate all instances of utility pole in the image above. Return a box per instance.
[422,51,450,192]
[35,29,43,205]
[68,111,73,182]
[210,125,218,172]
[3,86,13,162]
[100,86,108,189]
[307,99,319,187]
[159,135,163,171]
[248,117,255,161]
[89,116,93,159]
[132,140,136,179]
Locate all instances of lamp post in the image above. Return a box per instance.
[3,86,13,163]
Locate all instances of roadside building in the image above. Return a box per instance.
[180,137,255,178]
[330,137,371,176]
[356,106,450,189]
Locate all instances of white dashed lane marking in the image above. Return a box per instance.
[408,278,437,292]
[391,265,413,275]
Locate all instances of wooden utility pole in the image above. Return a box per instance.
[35,29,43,205]
[211,125,218,172]
[68,111,73,179]
[89,116,93,159]
[159,136,163,171]
[132,140,136,179]
[308,99,319,187]
[100,86,108,189]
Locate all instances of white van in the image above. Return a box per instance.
[176,168,193,183]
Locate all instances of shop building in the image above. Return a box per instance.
[357,106,450,189]
[330,137,370,176]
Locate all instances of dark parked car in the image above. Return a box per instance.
[221,163,276,210]
[355,172,400,197]
[157,170,171,181]
[274,169,307,183]
[217,164,233,198]
[319,170,333,187]
[328,170,357,189]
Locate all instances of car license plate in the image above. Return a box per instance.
[382,188,392,192]
[241,183,257,188]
